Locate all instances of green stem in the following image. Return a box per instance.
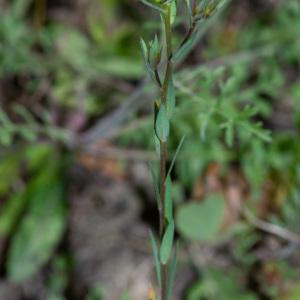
[159,5,173,300]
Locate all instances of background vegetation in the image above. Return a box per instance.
[0,0,300,299]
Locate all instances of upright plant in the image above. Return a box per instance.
[139,1,226,299]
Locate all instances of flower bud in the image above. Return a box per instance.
[148,35,162,69]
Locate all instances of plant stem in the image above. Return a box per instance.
[159,141,167,238]
[159,140,168,300]
[159,5,173,300]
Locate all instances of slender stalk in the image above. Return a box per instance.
[139,2,226,299]
[159,5,173,300]
[159,140,168,300]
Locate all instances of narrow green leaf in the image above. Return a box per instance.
[199,105,215,141]
[220,76,237,95]
[140,38,148,61]
[155,104,170,142]
[241,122,272,143]
[13,104,37,126]
[167,135,185,178]
[164,175,172,223]
[149,163,161,210]
[220,120,234,147]
[153,34,160,53]
[173,31,197,62]
[149,35,161,68]
[166,76,176,118]
[160,221,175,264]
[140,0,165,13]
[140,37,156,82]
[166,242,178,300]
[149,230,162,289]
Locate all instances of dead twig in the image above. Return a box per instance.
[243,207,300,246]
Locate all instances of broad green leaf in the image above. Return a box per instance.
[160,221,175,264]
[165,175,172,223]
[166,76,176,118]
[7,161,66,282]
[149,230,162,289]
[176,194,225,241]
[155,104,170,142]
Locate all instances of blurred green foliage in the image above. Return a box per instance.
[0,145,66,282]
[0,0,300,298]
